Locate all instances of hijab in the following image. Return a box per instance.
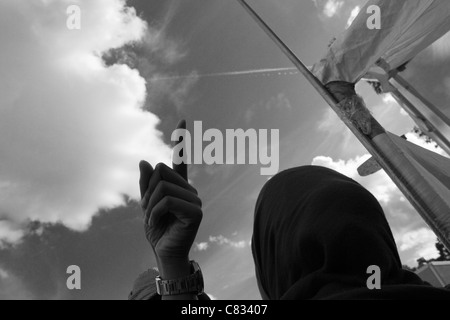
[252,166,450,300]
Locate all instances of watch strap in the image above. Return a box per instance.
[156,261,204,296]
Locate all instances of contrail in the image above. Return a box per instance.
[151,67,299,81]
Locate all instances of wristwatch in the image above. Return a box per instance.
[155,261,204,296]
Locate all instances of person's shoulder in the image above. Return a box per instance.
[322,285,450,300]
[129,269,159,300]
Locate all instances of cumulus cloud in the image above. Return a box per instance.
[0,0,175,244]
[396,228,438,264]
[195,242,209,251]
[382,93,398,106]
[312,127,447,205]
[313,0,344,18]
[209,235,248,249]
[324,0,344,17]
[0,221,24,248]
[195,235,249,251]
[381,93,410,119]
[398,228,436,251]
[0,267,9,280]
[312,155,398,204]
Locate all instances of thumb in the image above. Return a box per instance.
[172,119,188,181]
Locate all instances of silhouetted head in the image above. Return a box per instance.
[252,166,420,299]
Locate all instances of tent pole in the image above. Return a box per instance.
[236,1,402,152]
[236,0,384,138]
[236,0,450,249]
[393,74,450,128]
[390,88,450,155]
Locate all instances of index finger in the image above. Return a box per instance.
[139,160,154,199]
[172,119,188,181]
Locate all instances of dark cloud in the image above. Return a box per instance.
[0,200,155,300]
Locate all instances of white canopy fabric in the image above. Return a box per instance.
[312,0,450,84]
[310,0,450,248]
[373,133,450,246]
[236,0,450,248]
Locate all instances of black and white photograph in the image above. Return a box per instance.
[0,0,450,306]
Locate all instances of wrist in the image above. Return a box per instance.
[157,257,191,280]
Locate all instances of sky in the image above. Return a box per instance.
[0,0,449,300]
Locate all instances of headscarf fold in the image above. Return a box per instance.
[252,166,450,300]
